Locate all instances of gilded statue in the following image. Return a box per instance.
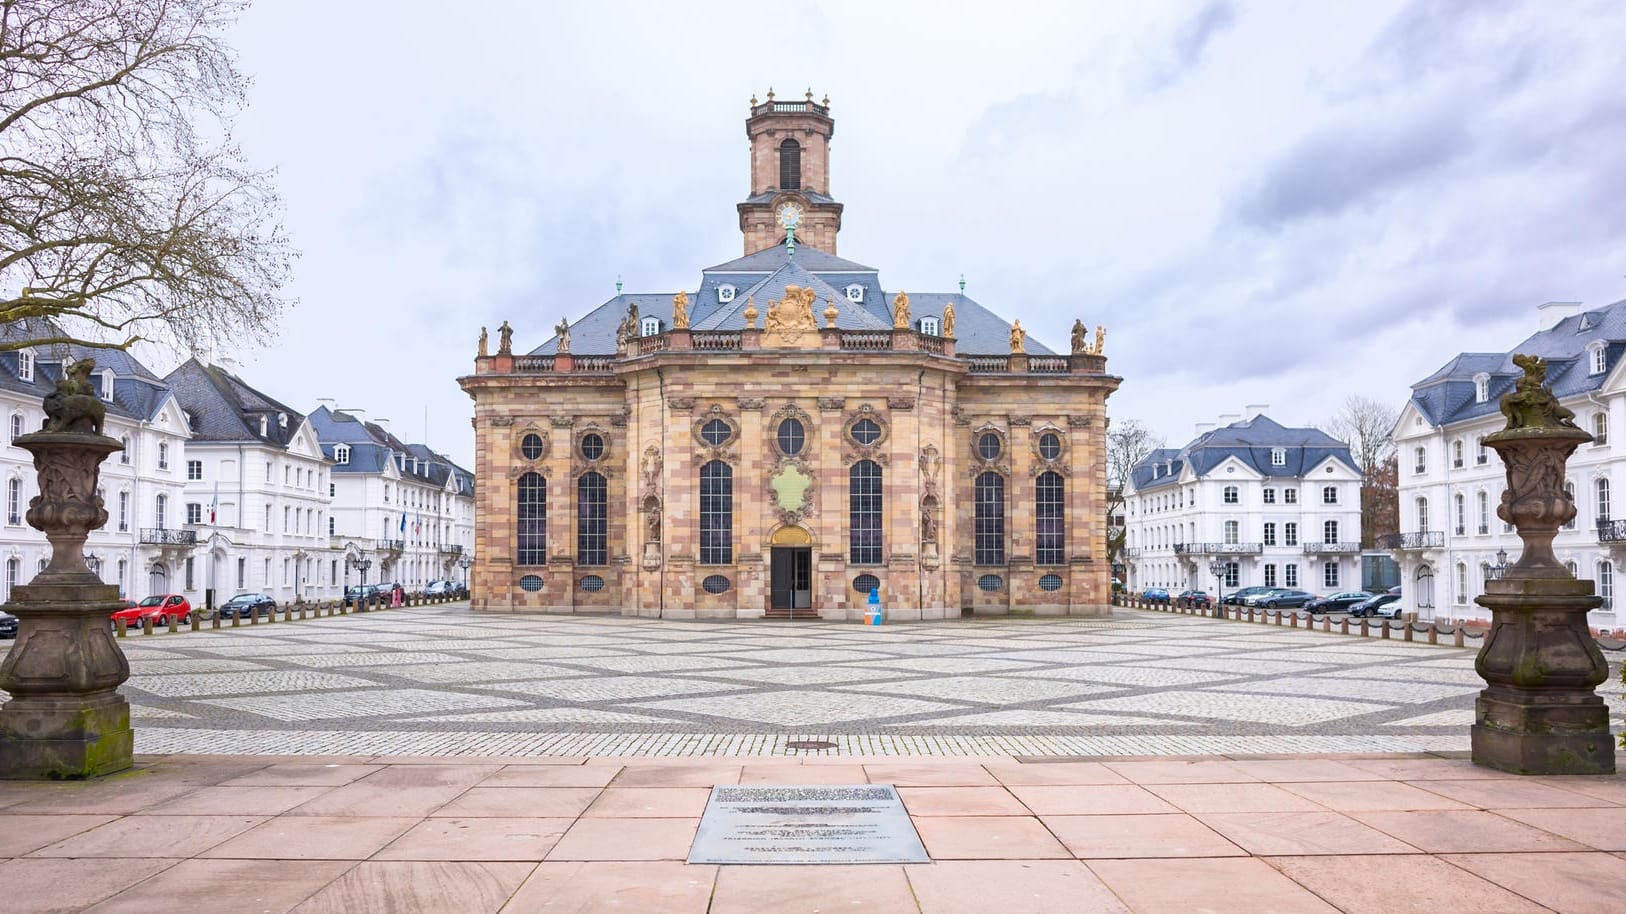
[742,296,759,329]
[942,301,955,338]
[555,318,571,354]
[477,326,488,357]
[497,321,513,355]
[671,291,689,330]
[1095,324,1106,355]
[762,285,819,346]
[1501,353,1579,430]
[1070,319,1086,355]
[1009,320,1026,354]
[43,359,106,436]
[892,291,910,330]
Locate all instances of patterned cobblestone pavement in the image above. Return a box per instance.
[4,605,1621,757]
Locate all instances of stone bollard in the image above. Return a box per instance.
[141,615,152,636]
[1340,618,1349,635]
[166,614,178,634]
[1381,619,1391,639]
[1403,622,1413,642]
[1290,612,1299,628]
[249,609,258,626]
[1359,619,1369,638]
[1273,610,1282,625]
[231,613,240,627]
[189,613,199,633]
[115,618,126,638]
[1453,626,1464,648]
[1428,624,1438,645]
[299,605,307,620]
[1322,617,1331,632]
[211,613,220,629]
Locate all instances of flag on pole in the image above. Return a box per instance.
[209,483,218,524]
[399,512,406,535]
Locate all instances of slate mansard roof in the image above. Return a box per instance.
[307,406,472,492]
[1408,297,1626,428]
[527,239,1058,357]
[1130,415,1358,492]
[163,358,308,447]
[0,317,176,425]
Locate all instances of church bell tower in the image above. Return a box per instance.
[738,89,843,255]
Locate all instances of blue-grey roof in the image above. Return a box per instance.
[307,406,472,488]
[164,359,305,446]
[1130,415,1357,491]
[1409,297,1626,427]
[0,317,175,423]
[527,241,1058,356]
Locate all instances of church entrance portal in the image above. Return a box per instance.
[769,547,812,614]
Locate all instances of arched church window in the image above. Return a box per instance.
[699,460,733,564]
[1036,471,1065,565]
[975,471,1005,565]
[577,472,607,566]
[516,472,546,565]
[849,460,882,565]
[779,138,801,190]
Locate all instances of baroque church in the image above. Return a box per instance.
[460,92,1120,620]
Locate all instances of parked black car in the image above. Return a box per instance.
[0,609,17,639]
[1305,591,1374,614]
[218,592,276,620]
[1223,586,1273,605]
[1260,588,1316,608]
[1175,590,1212,608]
[1348,592,1404,619]
[344,584,385,608]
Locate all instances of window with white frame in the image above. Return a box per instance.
[1477,436,1488,465]
[1223,485,1238,504]
[1456,562,1468,604]
[1223,520,1239,544]
[1589,343,1606,375]
[119,436,129,464]
[17,350,33,381]
[1322,485,1338,504]
[1565,560,1579,578]
[1416,497,1429,531]
[1263,522,1276,546]
[99,368,113,400]
[154,494,167,528]
[186,460,202,481]
[6,477,21,524]
[1593,412,1608,445]
[1597,477,1611,523]
[1323,561,1339,588]
[1263,488,1276,504]
[335,444,350,465]
[157,442,168,469]
[1270,448,1285,466]
[1224,562,1239,588]
[1323,520,1339,543]
[1284,488,1297,504]
[919,316,940,337]
[1284,563,1298,587]
[1284,522,1298,546]
[1263,563,1277,587]
[1414,446,1426,474]
[1477,490,1490,534]
[1474,374,1489,403]
[186,502,202,525]
[1564,480,1577,530]
[1600,561,1614,609]
[640,316,660,336]
[9,413,22,444]
[1452,440,1464,468]
[718,284,736,303]
[118,491,128,531]
[1454,493,1466,535]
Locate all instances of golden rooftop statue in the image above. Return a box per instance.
[742,296,758,330]
[1009,320,1026,354]
[824,298,840,328]
[942,301,955,337]
[671,291,689,330]
[892,291,910,329]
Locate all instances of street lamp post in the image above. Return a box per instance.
[347,555,372,610]
[457,555,472,595]
[1209,558,1227,619]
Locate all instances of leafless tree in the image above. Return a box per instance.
[1324,395,1400,546]
[1,0,293,354]
[1106,418,1164,565]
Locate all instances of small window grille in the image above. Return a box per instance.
[702,574,731,594]
[852,574,880,594]
[580,575,605,592]
[519,575,544,592]
[977,574,1003,592]
[1039,573,1063,592]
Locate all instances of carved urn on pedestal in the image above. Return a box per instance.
[1473,354,1615,774]
[0,359,132,779]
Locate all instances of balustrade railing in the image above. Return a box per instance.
[1173,542,1264,555]
[140,528,196,546]
[839,331,891,351]
[1376,530,1445,549]
[966,355,1008,372]
[692,332,741,350]
[1028,356,1070,373]
[1598,519,1626,543]
[1302,541,1362,554]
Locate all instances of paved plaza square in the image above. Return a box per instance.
[6,603,1618,758]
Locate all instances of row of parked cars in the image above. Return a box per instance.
[1140,586,1405,618]
[98,581,471,629]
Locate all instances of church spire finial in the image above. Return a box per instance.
[615,275,623,294]
[958,274,966,294]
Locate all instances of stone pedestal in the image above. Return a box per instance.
[1,432,131,779]
[1472,577,1613,774]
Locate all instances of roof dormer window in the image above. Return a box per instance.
[1270,447,1286,466]
[278,412,288,429]
[845,284,864,303]
[919,316,940,337]
[1589,342,1607,375]
[259,415,267,436]
[717,284,736,303]
[1474,373,1490,403]
[640,316,661,337]
[99,368,114,401]
[17,350,33,382]
[335,444,350,465]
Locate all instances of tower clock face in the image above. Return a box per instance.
[775,201,804,230]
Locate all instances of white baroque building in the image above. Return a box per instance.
[1122,408,1363,597]
[1388,299,1623,630]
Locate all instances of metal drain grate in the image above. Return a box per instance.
[784,739,838,751]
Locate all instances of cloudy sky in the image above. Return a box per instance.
[195,0,1626,465]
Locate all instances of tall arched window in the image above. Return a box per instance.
[1593,412,1609,445]
[1599,560,1615,609]
[778,138,801,190]
[1223,519,1239,544]
[3,557,16,602]
[1454,493,1466,535]
[1596,477,1611,523]
[516,472,546,566]
[1477,490,1489,534]
[1415,564,1435,609]
[1564,480,1577,530]
[699,460,733,564]
[848,460,883,565]
[1416,497,1429,532]
[1323,519,1339,543]
[6,477,20,525]
[1455,562,1468,604]
[1035,471,1065,566]
[577,472,607,566]
[155,493,167,528]
[974,471,1005,565]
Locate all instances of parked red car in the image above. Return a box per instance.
[111,594,192,628]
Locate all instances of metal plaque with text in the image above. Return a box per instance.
[688,784,929,864]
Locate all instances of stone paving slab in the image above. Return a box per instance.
[0,753,1622,913]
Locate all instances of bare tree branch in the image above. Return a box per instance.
[1106,419,1164,567]
[1324,394,1401,547]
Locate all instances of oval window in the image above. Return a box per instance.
[1039,573,1064,592]
[852,573,880,595]
[579,575,605,592]
[519,574,544,592]
[977,433,1002,461]
[701,418,732,446]
[521,433,544,460]
[977,574,1004,593]
[1038,433,1061,460]
[581,433,605,460]
[702,574,731,594]
[851,418,881,445]
[777,418,805,456]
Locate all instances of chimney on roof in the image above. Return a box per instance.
[1195,422,1216,436]
[1245,403,1269,419]
[1538,301,1581,332]
[1218,413,1241,426]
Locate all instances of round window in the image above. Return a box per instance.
[1038,432,1061,460]
[581,433,605,460]
[851,418,881,445]
[1039,573,1063,592]
[702,574,731,594]
[852,573,880,594]
[519,574,544,592]
[777,418,805,456]
[977,574,1004,593]
[579,575,605,592]
[701,418,732,446]
[978,433,1002,460]
[520,433,544,460]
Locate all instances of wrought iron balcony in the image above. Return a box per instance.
[140,528,196,546]
[380,538,405,552]
[1122,547,1142,557]
[1174,542,1264,555]
[1302,541,1362,554]
[1376,530,1444,550]
[1597,519,1626,543]
[439,544,464,556]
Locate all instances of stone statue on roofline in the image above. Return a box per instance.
[497,321,513,355]
[555,318,571,354]
[892,291,910,330]
[1009,320,1026,354]
[942,301,955,338]
[672,291,689,330]
[1070,319,1086,354]
[1095,324,1106,356]
[477,326,488,357]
